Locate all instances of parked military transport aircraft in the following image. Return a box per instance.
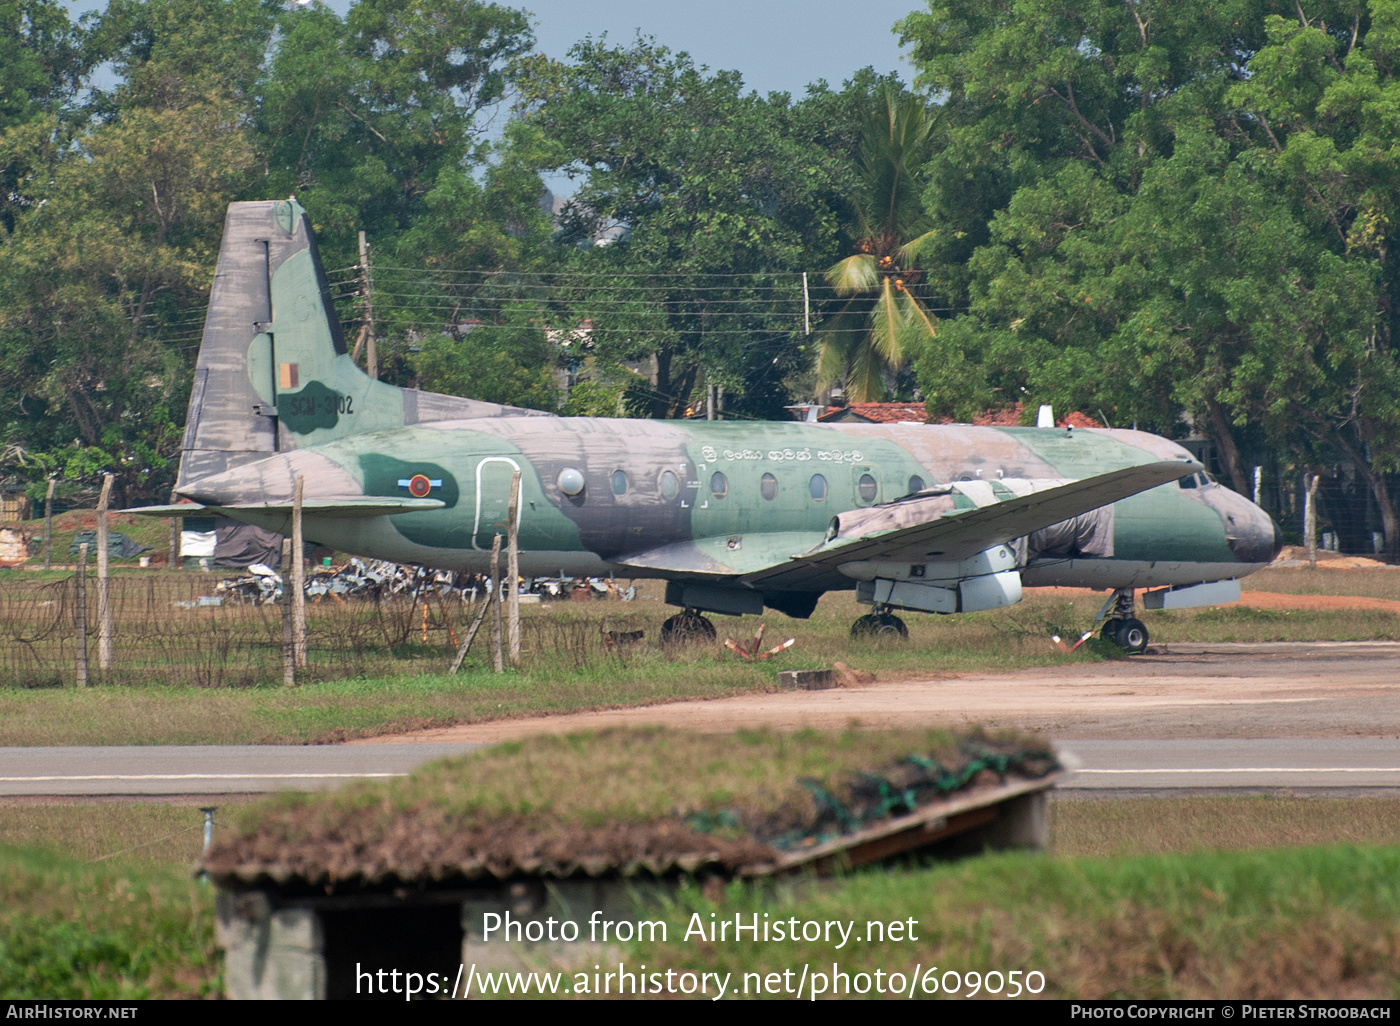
[133,200,1282,651]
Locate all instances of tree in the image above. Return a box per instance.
[0,0,266,504]
[900,0,1400,553]
[512,37,854,419]
[0,0,93,233]
[257,0,534,263]
[816,88,942,402]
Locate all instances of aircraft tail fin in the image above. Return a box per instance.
[176,199,547,496]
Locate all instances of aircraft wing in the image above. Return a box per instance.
[126,497,445,519]
[617,459,1198,589]
[738,459,1199,591]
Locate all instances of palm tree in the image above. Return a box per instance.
[817,90,941,402]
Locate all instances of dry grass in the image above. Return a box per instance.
[8,788,1400,998]
[0,802,241,866]
[3,567,1400,746]
[632,845,1400,999]
[1051,796,1400,857]
[1244,566,1400,601]
[208,727,1053,884]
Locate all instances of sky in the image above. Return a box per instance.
[511,0,916,98]
[72,0,921,191]
[74,0,918,95]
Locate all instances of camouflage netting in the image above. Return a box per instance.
[203,727,1058,890]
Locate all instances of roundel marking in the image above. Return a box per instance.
[407,474,433,498]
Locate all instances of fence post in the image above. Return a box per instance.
[42,477,54,570]
[292,475,306,668]
[75,542,88,687]
[282,537,296,686]
[507,470,521,667]
[169,488,181,571]
[96,474,113,673]
[448,597,490,674]
[490,534,504,673]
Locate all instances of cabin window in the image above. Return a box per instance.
[858,473,878,502]
[809,474,827,501]
[710,472,728,499]
[1178,475,1198,490]
[760,473,778,501]
[611,470,628,496]
[908,475,925,494]
[659,470,679,500]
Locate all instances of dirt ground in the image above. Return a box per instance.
[348,639,1400,745]
[346,580,1400,746]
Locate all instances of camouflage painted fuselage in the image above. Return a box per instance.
[188,415,1278,593]
[168,200,1281,618]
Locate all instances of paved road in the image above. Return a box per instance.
[4,642,1399,796]
[4,738,1400,796]
[1056,738,1400,790]
[0,744,477,796]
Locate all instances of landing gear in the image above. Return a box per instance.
[851,610,908,640]
[660,609,716,644]
[1099,589,1149,654]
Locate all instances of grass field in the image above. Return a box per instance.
[4,795,1400,999]
[2,565,1399,745]
[626,844,1400,999]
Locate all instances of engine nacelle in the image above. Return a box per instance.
[846,545,1023,615]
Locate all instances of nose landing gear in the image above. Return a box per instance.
[1098,589,1149,654]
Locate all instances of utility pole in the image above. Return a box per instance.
[353,231,377,380]
[96,474,113,673]
[802,271,811,337]
[169,488,181,571]
[506,470,521,667]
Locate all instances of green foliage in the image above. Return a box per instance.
[408,323,559,411]
[259,0,533,260]
[817,87,943,401]
[3,0,1400,542]
[901,0,1400,549]
[0,845,218,998]
[513,38,867,418]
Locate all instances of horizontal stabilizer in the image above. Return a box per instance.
[126,504,209,516]
[127,497,444,519]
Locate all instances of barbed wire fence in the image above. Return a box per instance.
[0,572,658,688]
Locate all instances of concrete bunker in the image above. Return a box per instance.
[203,728,1060,999]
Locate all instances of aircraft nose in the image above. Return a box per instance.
[1226,497,1283,565]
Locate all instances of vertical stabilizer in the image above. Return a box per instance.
[176,199,548,496]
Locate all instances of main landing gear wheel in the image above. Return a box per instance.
[851,611,908,640]
[1102,617,1149,654]
[660,609,716,644]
